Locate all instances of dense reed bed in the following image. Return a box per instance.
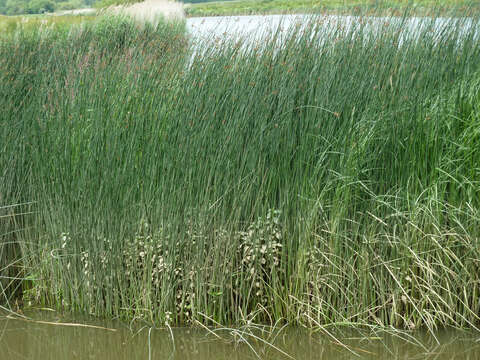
[1,11,480,331]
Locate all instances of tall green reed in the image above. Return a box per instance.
[1,11,480,330]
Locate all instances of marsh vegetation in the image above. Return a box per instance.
[1,9,480,335]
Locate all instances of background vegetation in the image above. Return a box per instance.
[1,10,480,332]
[0,0,94,15]
[184,0,480,17]
[0,0,204,15]
[1,0,479,17]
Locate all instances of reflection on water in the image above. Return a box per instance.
[1,311,479,359]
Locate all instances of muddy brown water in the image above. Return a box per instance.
[1,311,480,359]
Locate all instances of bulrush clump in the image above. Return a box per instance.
[2,9,480,330]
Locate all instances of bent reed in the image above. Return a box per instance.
[1,11,480,332]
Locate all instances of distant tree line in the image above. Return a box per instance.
[0,0,97,14]
[182,0,233,3]
[0,0,233,15]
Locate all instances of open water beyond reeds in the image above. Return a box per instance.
[186,14,479,45]
[1,312,479,360]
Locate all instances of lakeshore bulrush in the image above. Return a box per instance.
[1,8,480,334]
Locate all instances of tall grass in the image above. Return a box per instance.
[1,11,480,330]
[0,14,97,33]
[0,203,31,308]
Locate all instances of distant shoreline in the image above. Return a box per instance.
[184,0,480,18]
[52,8,96,15]
[4,0,476,19]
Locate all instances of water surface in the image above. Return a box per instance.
[1,311,479,359]
[186,14,479,47]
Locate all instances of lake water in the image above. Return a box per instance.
[186,14,478,49]
[1,311,480,360]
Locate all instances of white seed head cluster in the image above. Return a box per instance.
[238,209,283,303]
[121,219,198,322]
[59,210,284,322]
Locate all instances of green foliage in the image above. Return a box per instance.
[0,0,91,14]
[3,0,55,14]
[27,0,54,12]
[182,0,233,3]
[55,0,83,10]
[1,11,480,331]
